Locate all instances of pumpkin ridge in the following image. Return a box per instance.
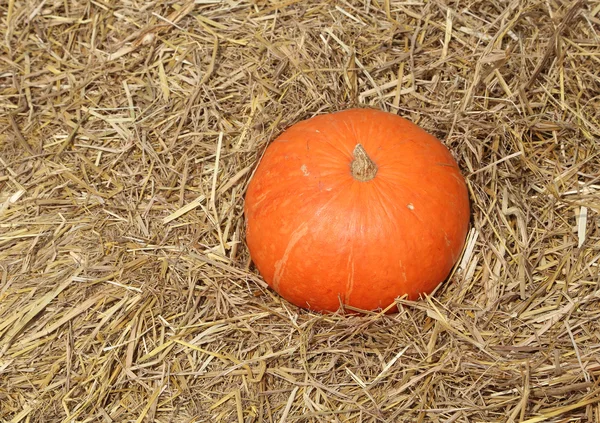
[288,126,349,158]
[317,131,355,160]
[340,113,362,147]
[297,177,353,213]
[322,116,361,157]
[440,228,458,261]
[374,175,432,214]
[271,181,354,293]
[343,247,355,306]
[371,181,401,229]
[272,222,309,292]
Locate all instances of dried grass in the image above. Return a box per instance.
[1,0,600,422]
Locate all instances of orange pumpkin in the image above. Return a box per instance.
[244,108,470,313]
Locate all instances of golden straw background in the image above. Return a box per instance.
[1,0,600,421]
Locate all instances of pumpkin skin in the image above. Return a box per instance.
[244,108,470,313]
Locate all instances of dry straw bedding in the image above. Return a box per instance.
[1,0,600,422]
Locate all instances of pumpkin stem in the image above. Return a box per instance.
[350,144,378,182]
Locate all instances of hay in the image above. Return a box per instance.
[1,0,599,421]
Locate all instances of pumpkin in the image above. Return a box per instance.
[244,108,470,313]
